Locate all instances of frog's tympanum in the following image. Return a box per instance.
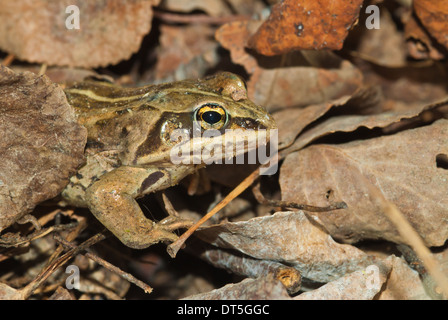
[61,72,276,249]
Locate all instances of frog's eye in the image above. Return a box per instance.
[195,103,228,130]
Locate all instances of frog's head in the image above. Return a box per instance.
[140,72,276,167]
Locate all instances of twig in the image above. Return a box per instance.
[251,181,347,212]
[17,233,106,299]
[362,176,448,299]
[397,244,445,299]
[167,168,261,258]
[153,10,251,25]
[38,63,47,76]
[46,215,87,266]
[161,191,180,217]
[0,222,79,248]
[1,54,15,66]
[54,235,153,294]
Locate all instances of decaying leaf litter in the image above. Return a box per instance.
[0,0,448,300]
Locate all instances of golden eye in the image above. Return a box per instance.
[195,104,228,130]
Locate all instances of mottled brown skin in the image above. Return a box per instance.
[61,72,276,249]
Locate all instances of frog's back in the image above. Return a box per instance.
[65,80,164,155]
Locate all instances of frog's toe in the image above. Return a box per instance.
[121,227,180,249]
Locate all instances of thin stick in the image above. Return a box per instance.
[167,168,261,258]
[382,201,448,298]
[1,54,15,66]
[252,182,347,212]
[363,177,448,298]
[38,63,47,76]
[55,235,152,294]
[18,233,105,299]
[153,10,250,25]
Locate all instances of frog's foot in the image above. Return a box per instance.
[118,218,193,250]
[126,216,194,249]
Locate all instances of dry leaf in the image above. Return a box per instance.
[161,0,231,17]
[0,0,159,67]
[275,87,382,150]
[247,0,364,55]
[215,21,364,109]
[184,274,291,300]
[214,20,263,74]
[248,54,363,109]
[413,0,448,52]
[280,119,448,246]
[348,5,408,66]
[154,24,219,81]
[196,211,376,283]
[192,241,302,294]
[295,262,390,300]
[404,12,445,60]
[0,283,21,300]
[49,287,75,300]
[225,0,267,16]
[282,96,447,155]
[0,65,87,230]
[361,64,448,112]
[378,255,432,300]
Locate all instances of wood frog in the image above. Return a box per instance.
[61,72,276,249]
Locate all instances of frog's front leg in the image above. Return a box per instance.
[85,166,193,249]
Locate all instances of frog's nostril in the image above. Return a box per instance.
[257,121,267,130]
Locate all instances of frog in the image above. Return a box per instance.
[60,72,276,249]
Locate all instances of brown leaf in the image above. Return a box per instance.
[280,119,448,246]
[10,66,100,85]
[349,6,408,67]
[192,241,302,294]
[274,95,352,150]
[248,53,363,109]
[183,274,291,300]
[282,96,446,155]
[247,0,364,56]
[196,211,375,283]
[414,0,448,52]
[0,0,159,67]
[275,87,382,150]
[295,261,391,300]
[154,24,219,81]
[215,22,364,109]
[49,287,75,300]
[0,66,87,230]
[161,0,231,16]
[377,255,432,300]
[404,12,446,60]
[0,283,22,300]
[214,20,262,74]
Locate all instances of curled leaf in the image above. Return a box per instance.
[0,66,87,230]
[248,0,364,55]
[0,0,159,67]
[280,119,448,246]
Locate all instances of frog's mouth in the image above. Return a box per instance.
[169,128,277,167]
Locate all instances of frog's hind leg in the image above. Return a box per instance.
[84,166,193,249]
